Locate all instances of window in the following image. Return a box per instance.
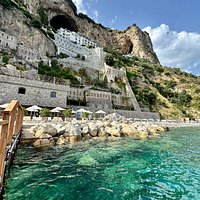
[50,92,56,98]
[18,87,26,94]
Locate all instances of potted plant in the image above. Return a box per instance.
[62,109,72,121]
[82,112,89,121]
[40,108,51,121]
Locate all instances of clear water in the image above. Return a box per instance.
[4,127,200,200]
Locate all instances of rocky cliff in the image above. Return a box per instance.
[0,0,159,63]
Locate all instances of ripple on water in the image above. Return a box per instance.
[4,127,200,200]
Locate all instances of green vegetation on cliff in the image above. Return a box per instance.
[106,49,200,119]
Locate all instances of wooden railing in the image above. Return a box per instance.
[0,100,23,196]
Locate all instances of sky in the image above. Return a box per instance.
[72,0,200,75]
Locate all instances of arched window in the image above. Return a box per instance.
[18,87,26,94]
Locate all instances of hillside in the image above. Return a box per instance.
[1,0,200,120]
[105,49,200,119]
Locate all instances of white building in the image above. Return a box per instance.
[54,28,100,58]
[57,28,97,47]
[17,44,39,62]
[0,30,17,50]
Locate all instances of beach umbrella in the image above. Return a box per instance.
[27,105,42,111]
[95,110,106,114]
[51,108,61,118]
[54,107,65,111]
[26,108,38,118]
[76,108,88,113]
[0,103,9,109]
[86,111,92,114]
[50,108,61,113]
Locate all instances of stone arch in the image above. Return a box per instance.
[50,15,78,32]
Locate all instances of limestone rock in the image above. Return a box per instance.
[105,126,121,137]
[98,127,108,137]
[55,124,66,135]
[104,113,123,122]
[33,138,55,147]
[88,122,98,137]
[30,124,42,133]
[121,124,135,136]
[70,124,82,136]
[20,129,36,144]
[35,124,57,137]
[56,136,66,145]
[139,131,149,139]
[82,125,89,135]
[82,133,93,141]
[39,133,52,139]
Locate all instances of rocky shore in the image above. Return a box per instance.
[21,114,169,148]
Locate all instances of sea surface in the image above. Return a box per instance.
[4,127,200,200]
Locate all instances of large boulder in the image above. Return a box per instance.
[82,133,93,141]
[95,120,104,128]
[39,133,52,139]
[35,124,57,137]
[88,122,98,137]
[20,129,36,144]
[105,126,121,137]
[103,113,123,122]
[121,124,135,136]
[70,124,82,136]
[54,124,66,135]
[30,124,42,133]
[98,127,108,137]
[33,138,55,148]
[82,124,89,135]
[139,131,149,139]
[56,136,66,145]
[137,125,149,133]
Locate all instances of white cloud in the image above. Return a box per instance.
[143,24,200,73]
[72,0,99,22]
[94,10,98,18]
[72,0,87,14]
[110,16,118,24]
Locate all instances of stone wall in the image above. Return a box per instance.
[0,74,70,107]
[67,106,160,120]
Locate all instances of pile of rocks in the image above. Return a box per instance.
[21,117,169,148]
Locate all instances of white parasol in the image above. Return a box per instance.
[54,107,65,111]
[95,110,106,114]
[0,103,9,109]
[76,108,89,113]
[27,105,42,111]
[51,108,61,113]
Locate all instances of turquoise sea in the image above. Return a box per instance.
[4,127,200,200]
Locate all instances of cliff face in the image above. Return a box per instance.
[0,0,159,63]
[0,6,55,57]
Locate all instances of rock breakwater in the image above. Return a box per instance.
[21,114,168,147]
[21,114,168,148]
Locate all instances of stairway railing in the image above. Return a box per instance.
[0,100,23,197]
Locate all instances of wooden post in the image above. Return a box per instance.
[0,114,9,184]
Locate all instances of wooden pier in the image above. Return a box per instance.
[0,100,23,198]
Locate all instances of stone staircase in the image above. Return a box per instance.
[125,77,141,111]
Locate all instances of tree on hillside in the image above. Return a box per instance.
[37,6,48,26]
